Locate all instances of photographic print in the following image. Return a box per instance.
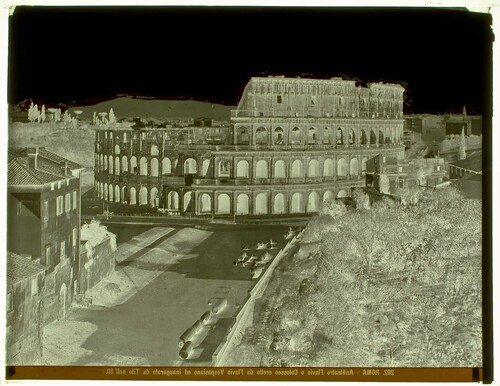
[5,5,492,382]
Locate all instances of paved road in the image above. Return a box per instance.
[63,224,289,366]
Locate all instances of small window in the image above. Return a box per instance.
[60,241,66,258]
[66,179,70,186]
[58,181,61,189]
[65,193,71,213]
[105,131,108,139]
[56,196,64,215]
[51,183,55,191]
[72,191,77,210]
[31,278,38,295]
[436,165,441,171]
[277,95,282,104]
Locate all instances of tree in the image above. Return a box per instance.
[28,102,35,122]
[458,127,467,160]
[93,111,97,125]
[41,105,46,123]
[55,108,62,122]
[109,108,116,124]
[33,104,41,123]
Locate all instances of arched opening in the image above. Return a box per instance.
[273,193,285,214]
[150,144,159,156]
[168,191,179,210]
[360,129,367,145]
[385,134,392,144]
[362,157,368,174]
[255,193,268,215]
[235,126,249,145]
[108,184,114,202]
[162,157,171,175]
[217,194,231,214]
[236,194,249,215]
[337,190,348,198]
[308,159,320,177]
[139,187,148,205]
[219,160,231,177]
[323,190,334,203]
[140,157,148,176]
[104,155,108,171]
[349,129,356,145]
[274,160,286,178]
[273,127,284,145]
[308,127,317,144]
[323,158,334,177]
[307,192,320,212]
[150,158,159,177]
[130,156,137,174]
[183,191,192,212]
[129,187,137,205]
[99,154,104,171]
[236,160,249,178]
[255,127,268,145]
[114,157,120,175]
[201,159,210,177]
[291,192,303,213]
[99,183,104,199]
[370,130,377,144]
[150,187,159,207]
[122,156,128,173]
[255,160,268,179]
[337,158,347,177]
[114,185,120,203]
[379,130,384,145]
[121,186,128,203]
[291,159,303,178]
[291,127,301,144]
[58,283,67,320]
[184,158,197,174]
[336,128,344,145]
[323,127,332,144]
[200,193,212,213]
[104,183,108,200]
[109,155,114,174]
[350,158,359,177]
[114,144,120,155]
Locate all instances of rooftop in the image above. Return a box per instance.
[7,252,46,288]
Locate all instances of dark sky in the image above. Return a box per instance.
[8,6,493,114]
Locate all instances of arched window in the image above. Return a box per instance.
[99,183,104,199]
[323,190,334,203]
[103,183,108,200]
[362,157,368,174]
[255,160,268,178]
[273,127,284,145]
[290,192,303,213]
[255,127,268,145]
[350,158,359,177]
[140,157,148,176]
[121,186,128,203]
[349,129,356,145]
[114,185,120,202]
[337,190,348,198]
[108,184,114,202]
[236,160,249,178]
[360,129,367,145]
[385,131,392,144]
[129,187,137,205]
[114,144,120,155]
[168,191,179,210]
[104,155,108,171]
[99,154,103,171]
[235,126,249,145]
[291,127,301,144]
[291,159,303,178]
[150,144,159,156]
[201,159,210,177]
[336,128,344,145]
[308,127,317,144]
[184,158,197,174]
[114,157,120,175]
[274,160,286,178]
[273,193,285,214]
[121,156,128,173]
[139,187,148,205]
[337,158,347,177]
[379,130,384,145]
[323,127,332,144]
[236,194,249,215]
[150,158,159,177]
[307,192,320,212]
[255,193,268,215]
[200,193,211,213]
[308,159,320,177]
[162,157,171,175]
[183,191,192,212]
[150,187,159,207]
[217,194,231,214]
[370,130,377,144]
[108,155,114,174]
[323,159,334,177]
[130,156,137,174]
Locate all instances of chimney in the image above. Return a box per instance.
[27,147,39,170]
[60,160,69,176]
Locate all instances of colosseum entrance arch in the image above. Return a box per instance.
[307,192,320,212]
[200,193,212,213]
[183,191,192,212]
[255,160,268,179]
[323,190,334,203]
[291,160,303,178]
[162,157,171,175]
[350,158,359,177]
[273,193,285,214]
[217,194,231,214]
[139,187,148,205]
[337,158,347,177]
[274,160,285,178]
[130,157,137,174]
[337,190,348,198]
[151,158,159,177]
[130,187,137,205]
[323,158,334,177]
[201,159,210,177]
[122,156,128,173]
[308,159,320,177]
[255,193,268,215]
[236,160,249,178]
[168,191,179,210]
[255,127,268,145]
[140,157,148,176]
[114,185,120,202]
[184,158,197,174]
[291,192,303,213]
[236,194,249,215]
[150,187,159,207]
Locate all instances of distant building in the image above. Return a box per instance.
[365,154,446,195]
[6,252,46,365]
[448,151,482,179]
[193,117,213,127]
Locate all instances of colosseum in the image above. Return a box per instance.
[94,76,405,217]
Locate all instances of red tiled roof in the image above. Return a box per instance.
[8,158,66,185]
[7,252,46,287]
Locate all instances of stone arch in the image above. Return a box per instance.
[139,187,148,205]
[236,160,249,178]
[255,193,268,215]
[323,127,332,144]
[349,129,356,145]
[323,158,334,177]
[130,187,137,205]
[273,127,284,145]
[168,191,179,210]
[150,187,159,207]
[307,191,320,212]
[308,127,317,144]
[360,129,367,144]
[385,129,392,144]
[183,191,192,211]
[291,127,301,144]
[308,159,320,177]
[370,129,377,144]
[99,154,104,171]
[122,156,128,173]
[235,126,249,145]
[255,160,268,178]
[337,190,348,198]
[121,186,128,203]
[350,158,359,177]
[140,157,148,176]
[291,159,303,178]
[379,130,384,145]
[290,192,304,213]
[108,155,114,174]
[99,183,103,198]
[274,160,286,178]
[362,157,368,174]
[184,158,197,174]
[162,157,171,175]
[337,158,347,177]
[255,127,268,145]
[104,155,108,171]
[217,193,231,214]
[150,158,159,177]
[114,185,120,203]
[336,128,344,145]
[130,156,137,174]
[114,157,120,175]
[103,183,108,200]
[199,193,212,213]
[114,144,120,155]
[219,160,231,177]
[108,184,114,202]
[150,144,159,156]
[58,283,67,320]
[273,193,285,214]
[236,193,249,215]
[201,159,210,177]
[323,190,334,203]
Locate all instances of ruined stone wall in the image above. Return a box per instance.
[78,236,116,295]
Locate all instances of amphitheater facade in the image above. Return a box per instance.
[94,76,405,216]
